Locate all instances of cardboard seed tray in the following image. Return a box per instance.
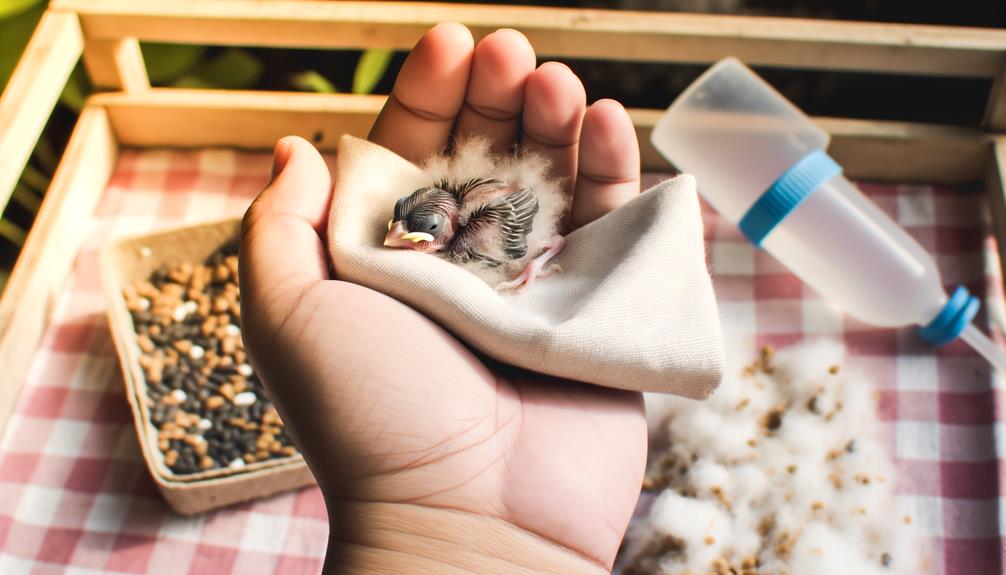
[100,218,315,515]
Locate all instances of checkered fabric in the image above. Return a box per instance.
[0,149,1001,574]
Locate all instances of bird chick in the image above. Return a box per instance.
[383,138,568,292]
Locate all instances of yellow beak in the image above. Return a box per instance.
[384,221,434,248]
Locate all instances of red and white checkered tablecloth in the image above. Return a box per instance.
[0,148,1001,574]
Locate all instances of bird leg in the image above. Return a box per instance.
[495,235,566,293]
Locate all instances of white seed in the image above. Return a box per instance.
[228,458,246,469]
[169,389,187,403]
[189,345,205,360]
[172,305,188,322]
[225,324,241,337]
[184,300,198,314]
[233,391,256,406]
[136,298,151,311]
[198,418,212,431]
[140,246,152,257]
[237,364,253,377]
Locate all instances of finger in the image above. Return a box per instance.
[453,28,536,153]
[369,23,474,164]
[520,62,586,194]
[570,99,641,229]
[239,136,332,333]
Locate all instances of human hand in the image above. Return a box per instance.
[240,23,646,573]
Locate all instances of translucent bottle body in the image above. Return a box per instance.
[653,57,1006,373]
[762,174,945,327]
[652,57,946,328]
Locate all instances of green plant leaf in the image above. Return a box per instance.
[0,2,44,90]
[0,219,27,248]
[11,183,40,213]
[173,47,262,90]
[171,75,214,89]
[353,49,393,94]
[31,136,58,173]
[290,70,337,93]
[19,162,49,192]
[141,42,207,84]
[58,64,88,112]
[0,0,44,20]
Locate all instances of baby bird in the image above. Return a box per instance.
[383,138,568,292]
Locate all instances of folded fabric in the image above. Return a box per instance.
[327,135,724,398]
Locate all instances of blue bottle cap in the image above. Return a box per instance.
[918,285,981,347]
[738,149,843,247]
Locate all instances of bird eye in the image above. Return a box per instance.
[414,214,444,235]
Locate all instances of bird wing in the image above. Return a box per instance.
[448,186,540,265]
[445,177,507,205]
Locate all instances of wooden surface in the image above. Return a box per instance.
[53,0,1006,78]
[82,37,150,91]
[94,89,990,185]
[0,10,82,222]
[987,137,1006,284]
[984,56,1006,130]
[0,106,117,431]
[95,89,382,153]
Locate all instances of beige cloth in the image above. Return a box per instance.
[327,135,724,398]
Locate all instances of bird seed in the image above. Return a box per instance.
[123,243,299,476]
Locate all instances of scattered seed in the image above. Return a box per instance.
[164,450,179,466]
[233,391,256,406]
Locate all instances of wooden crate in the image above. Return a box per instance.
[1,0,1006,505]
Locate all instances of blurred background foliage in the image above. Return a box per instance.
[0,0,1004,294]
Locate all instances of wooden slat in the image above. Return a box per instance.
[983,55,1006,130]
[818,117,989,185]
[82,37,150,91]
[93,89,988,184]
[631,108,989,184]
[987,137,1006,286]
[94,89,384,152]
[54,0,1006,78]
[0,10,82,218]
[0,106,117,434]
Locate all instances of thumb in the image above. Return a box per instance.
[239,136,332,334]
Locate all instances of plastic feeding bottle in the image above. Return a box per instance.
[651,57,1006,373]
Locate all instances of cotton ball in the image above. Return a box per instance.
[688,459,732,495]
[672,408,756,462]
[775,411,833,460]
[649,491,731,571]
[772,338,845,388]
[790,467,838,517]
[644,392,685,434]
[704,372,748,410]
[728,503,769,556]
[728,463,771,504]
[790,523,885,575]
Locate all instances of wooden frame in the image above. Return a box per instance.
[1,0,1006,437]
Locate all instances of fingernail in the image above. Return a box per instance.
[271,137,294,179]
